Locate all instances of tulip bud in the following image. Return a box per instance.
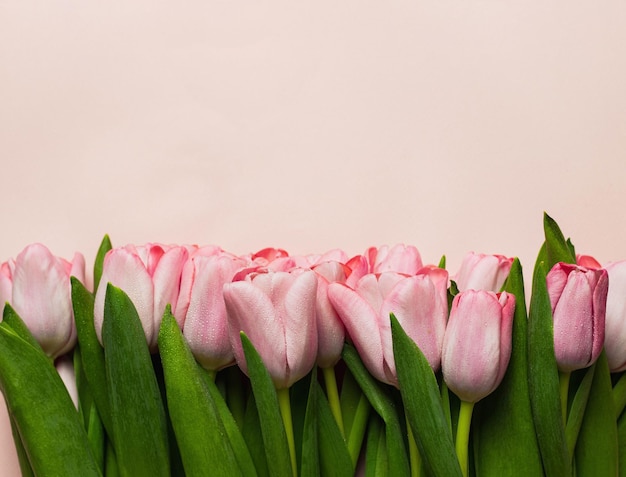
[175,252,249,371]
[442,290,515,403]
[365,244,423,275]
[2,244,86,358]
[546,262,608,372]
[603,261,626,372]
[94,243,188,350]
[223,269,318,389]
[454,252,513,292]
[328,267,448,387]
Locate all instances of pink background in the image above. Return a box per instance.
[1,2,625,473]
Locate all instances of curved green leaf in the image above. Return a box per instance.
[93,234,112,292]
[543,212,575,268]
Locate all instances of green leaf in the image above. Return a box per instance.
[71,277,112,436]
[473,259,543,475]
[618,409,626,477]
[438,255,446,269]
[0,321,101,476]
[242,393,270,477]
[543,212,575,268]
[93,234,112,292]
[102,284,169,477]
[574,352,618,475]
[158,308,246,477]
[527,260,570,476]
[299,371,319,477]
[365,415,387,477]
[341,343,410,477]
[565,364,595,456]
[340,368,371,467]
[390,314,462,477]
[8,413,35,477]
[2,303,43,353]
[240,332,292,477]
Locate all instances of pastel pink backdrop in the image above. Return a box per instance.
[1,2,625,474]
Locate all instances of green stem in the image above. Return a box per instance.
[322,366,345,438]
[559,371,571,425]
[277,387,297,477]
[455,400,474,477]
[613,372,626,419]
[347,393,371,468]
[406,414,422,477]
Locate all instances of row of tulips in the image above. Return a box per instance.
[0,213,624,476]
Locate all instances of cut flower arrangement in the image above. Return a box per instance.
[0,214,623,476]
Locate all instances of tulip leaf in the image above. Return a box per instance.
[342,343,410,477]
[299,370,319,477]
[564,364,595,456]
[573,351,618,475]
[1,303,43,353]
[102,284,169,477]
[93,234,112,292]
[527,260,570,477]
[340,368,371,467]
[71,277,112,436]
[0,321,101,476]
[618,409,626,476]
[158,308,247,477]
[365,415,387,477]
[240,332,293,477]
[473,258,543,475]
[242,393,270,477]
[8,411,35,477]
[543,212,575,268]
[389,314,462,477]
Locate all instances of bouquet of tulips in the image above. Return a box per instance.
[0,213,622,476]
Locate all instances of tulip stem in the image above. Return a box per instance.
[277,387,298,477]
[455,400,474,477]
[347,393,370,468]
[322,366,345,438]
[559,371,571,425]
[406,415,422,477]
[613,373,626,419]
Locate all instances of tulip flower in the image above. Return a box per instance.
[1,244,86,358]
[442,290,515,403]
[328,267,449,387]
[601,261,626,372]
[546,262,607,373]
[454,252,513,292]
[223,268,318,389]
[365,244,423,275]
[94,243,188,350]
[174,252,249,371]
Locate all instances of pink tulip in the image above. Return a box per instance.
[223,268,318,389]
[603,261,626,372]
[442,290,515,403]
[94,244,188,350]
[365,244,423,275]
[454,252,513,292]
[576,254,602,270]
[547,262,608,372]
[1,244,85,358]
[328,267,449,387]
[175,252,249,371]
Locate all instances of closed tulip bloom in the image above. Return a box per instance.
[603,261,626,372]
[547,262,608,372]
[328,267,448,387]
[454,252,513,292]
[3,244,86,358]
[366,244,423,275]
[94,244,188,350]
[223,269,318,389]
[175,252,249,371]
[442,290,515,403]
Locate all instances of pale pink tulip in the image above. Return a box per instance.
[94,244,188,350]
[442,290,515,403]
[328,267,449,387]
[365,244,423,275]
[454,252,513,292]
[224,268,318,389]
[601,261,626,371]
[547,262,607,372]
[175,252,249,371]
[3,244,85,358]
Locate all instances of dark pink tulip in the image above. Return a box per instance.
[223,268,318,389]
[442,290,515,403]
[454,252,513,292]
[328,268,449,387]
[547,262,608,372]
[2,244,85,358]
[603,261,626,371]
[365,244,423,275]
[175,252,249,371]
[94,244,188,350]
